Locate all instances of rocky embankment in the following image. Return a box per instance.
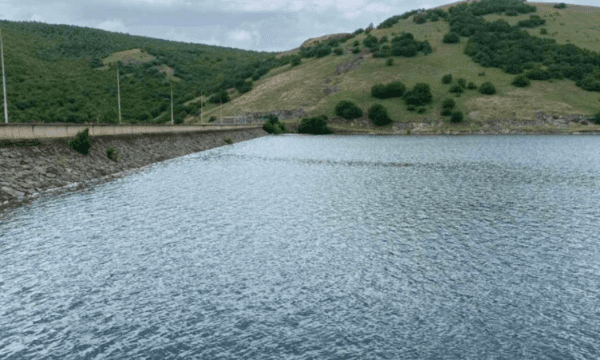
[0,127,267,209]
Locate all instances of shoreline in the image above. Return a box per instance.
[0,128,267,214]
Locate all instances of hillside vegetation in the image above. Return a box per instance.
[0,20,294,124]
[199,0,600,130]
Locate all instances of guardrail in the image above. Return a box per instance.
[0,123,261,140]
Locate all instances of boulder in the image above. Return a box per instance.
[1,186,25,199]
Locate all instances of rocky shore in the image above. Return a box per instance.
[0,127,267,210]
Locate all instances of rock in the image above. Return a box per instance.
[1,186,25,199]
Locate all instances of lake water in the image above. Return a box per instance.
[1,135,599,359]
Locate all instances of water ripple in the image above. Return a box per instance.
[1,135,600,359]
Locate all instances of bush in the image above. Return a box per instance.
[554,3,566,9]
[442,74,453,84]
[417,107,427,114]
[209,90,230,104]
[335,100,363,120]
[404,83,433,106]
[467,82,477,90]
[442,98,456,110]
[591,112,600,125]
[69,128,92,155]
[368,104,392,126]
[512,75,531,87]
[291,56,301,66]
[407,105,416,112]
[479,81,497,95]
[106,147,119,162]
[334,48,343,55]
[441,109,452,116]
[386,58,394,66]
[443,32,460,44]
[352,47,361,54]
[371,81,406,99]
[450,111,464,123]
[209,116,217,122]
[478,72,486,77]
[449,84,464,93]
[540,28,548,35]
[262,114,287,134]
[223,135,234,144]
[457,78,467,88]
[297,115,333,135]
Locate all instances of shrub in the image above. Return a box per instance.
[262,114,287,134]
[297,115,333,135]
[417,107,426,114]
[69,128,92,155]
[450,111,464,123]
[478,72,486,77]
[554,3,566,9]
[335,100,363,120]
[540,28,548,35]
[441,109,452,116]
[223,135,234,144]
[591,112,600,125]
[334,48,343,55]
[479,81,497,95]
[449,84,464,93]
[407,105,416,112]
[371,81,406,99]
[106,147,119,162]
[209,116,217,122]
[386,58,394,66]
[352,47,361,54]
[457,78,467,88]
[467,82,477,90]
[315,46,332,58]
[442,98,456,110]
[442,74,453,84]
[404,83,433,106]
[443,32,460,44]
[368,104,392,126]
[291,56,301,66]
[512,75,531,87]
[209,90,230,104]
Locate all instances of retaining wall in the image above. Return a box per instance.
[0,123,256,140]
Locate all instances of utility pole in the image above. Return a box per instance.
[200,90,202,123]
[117,64,122,124]
[1,29,8,124]
[170,83,174,125]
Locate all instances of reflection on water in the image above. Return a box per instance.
[1,135,600,359]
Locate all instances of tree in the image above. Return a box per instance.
[335,101,363,120]
[297,115,333,134]
[442,98,456,110]
[442,74,453,84]
[512,75,531,87]
[450,111,464,123]
[443,32,460,44]
[479,81,496,95]
[368,104,392,126]
[404,83,433,106]
[291,56,301,66]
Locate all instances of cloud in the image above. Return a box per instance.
[2,0,599,52]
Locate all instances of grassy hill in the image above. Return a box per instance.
[197,1,600,132]
[0,20,289,124]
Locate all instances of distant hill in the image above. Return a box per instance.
[0,20,291,124]
[199,0,600,130]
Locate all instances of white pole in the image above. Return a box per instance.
[200,90,202,123]
[170,83,174,125]
[117,64,122,124]
[1,29,8,124]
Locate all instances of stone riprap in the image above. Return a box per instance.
[0,127,267,208]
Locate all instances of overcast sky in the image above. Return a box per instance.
[0,0,597,53]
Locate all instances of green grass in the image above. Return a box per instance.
[202,1,600,126]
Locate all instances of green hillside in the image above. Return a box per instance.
[198,0,600,131]
[0,21,291,124]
